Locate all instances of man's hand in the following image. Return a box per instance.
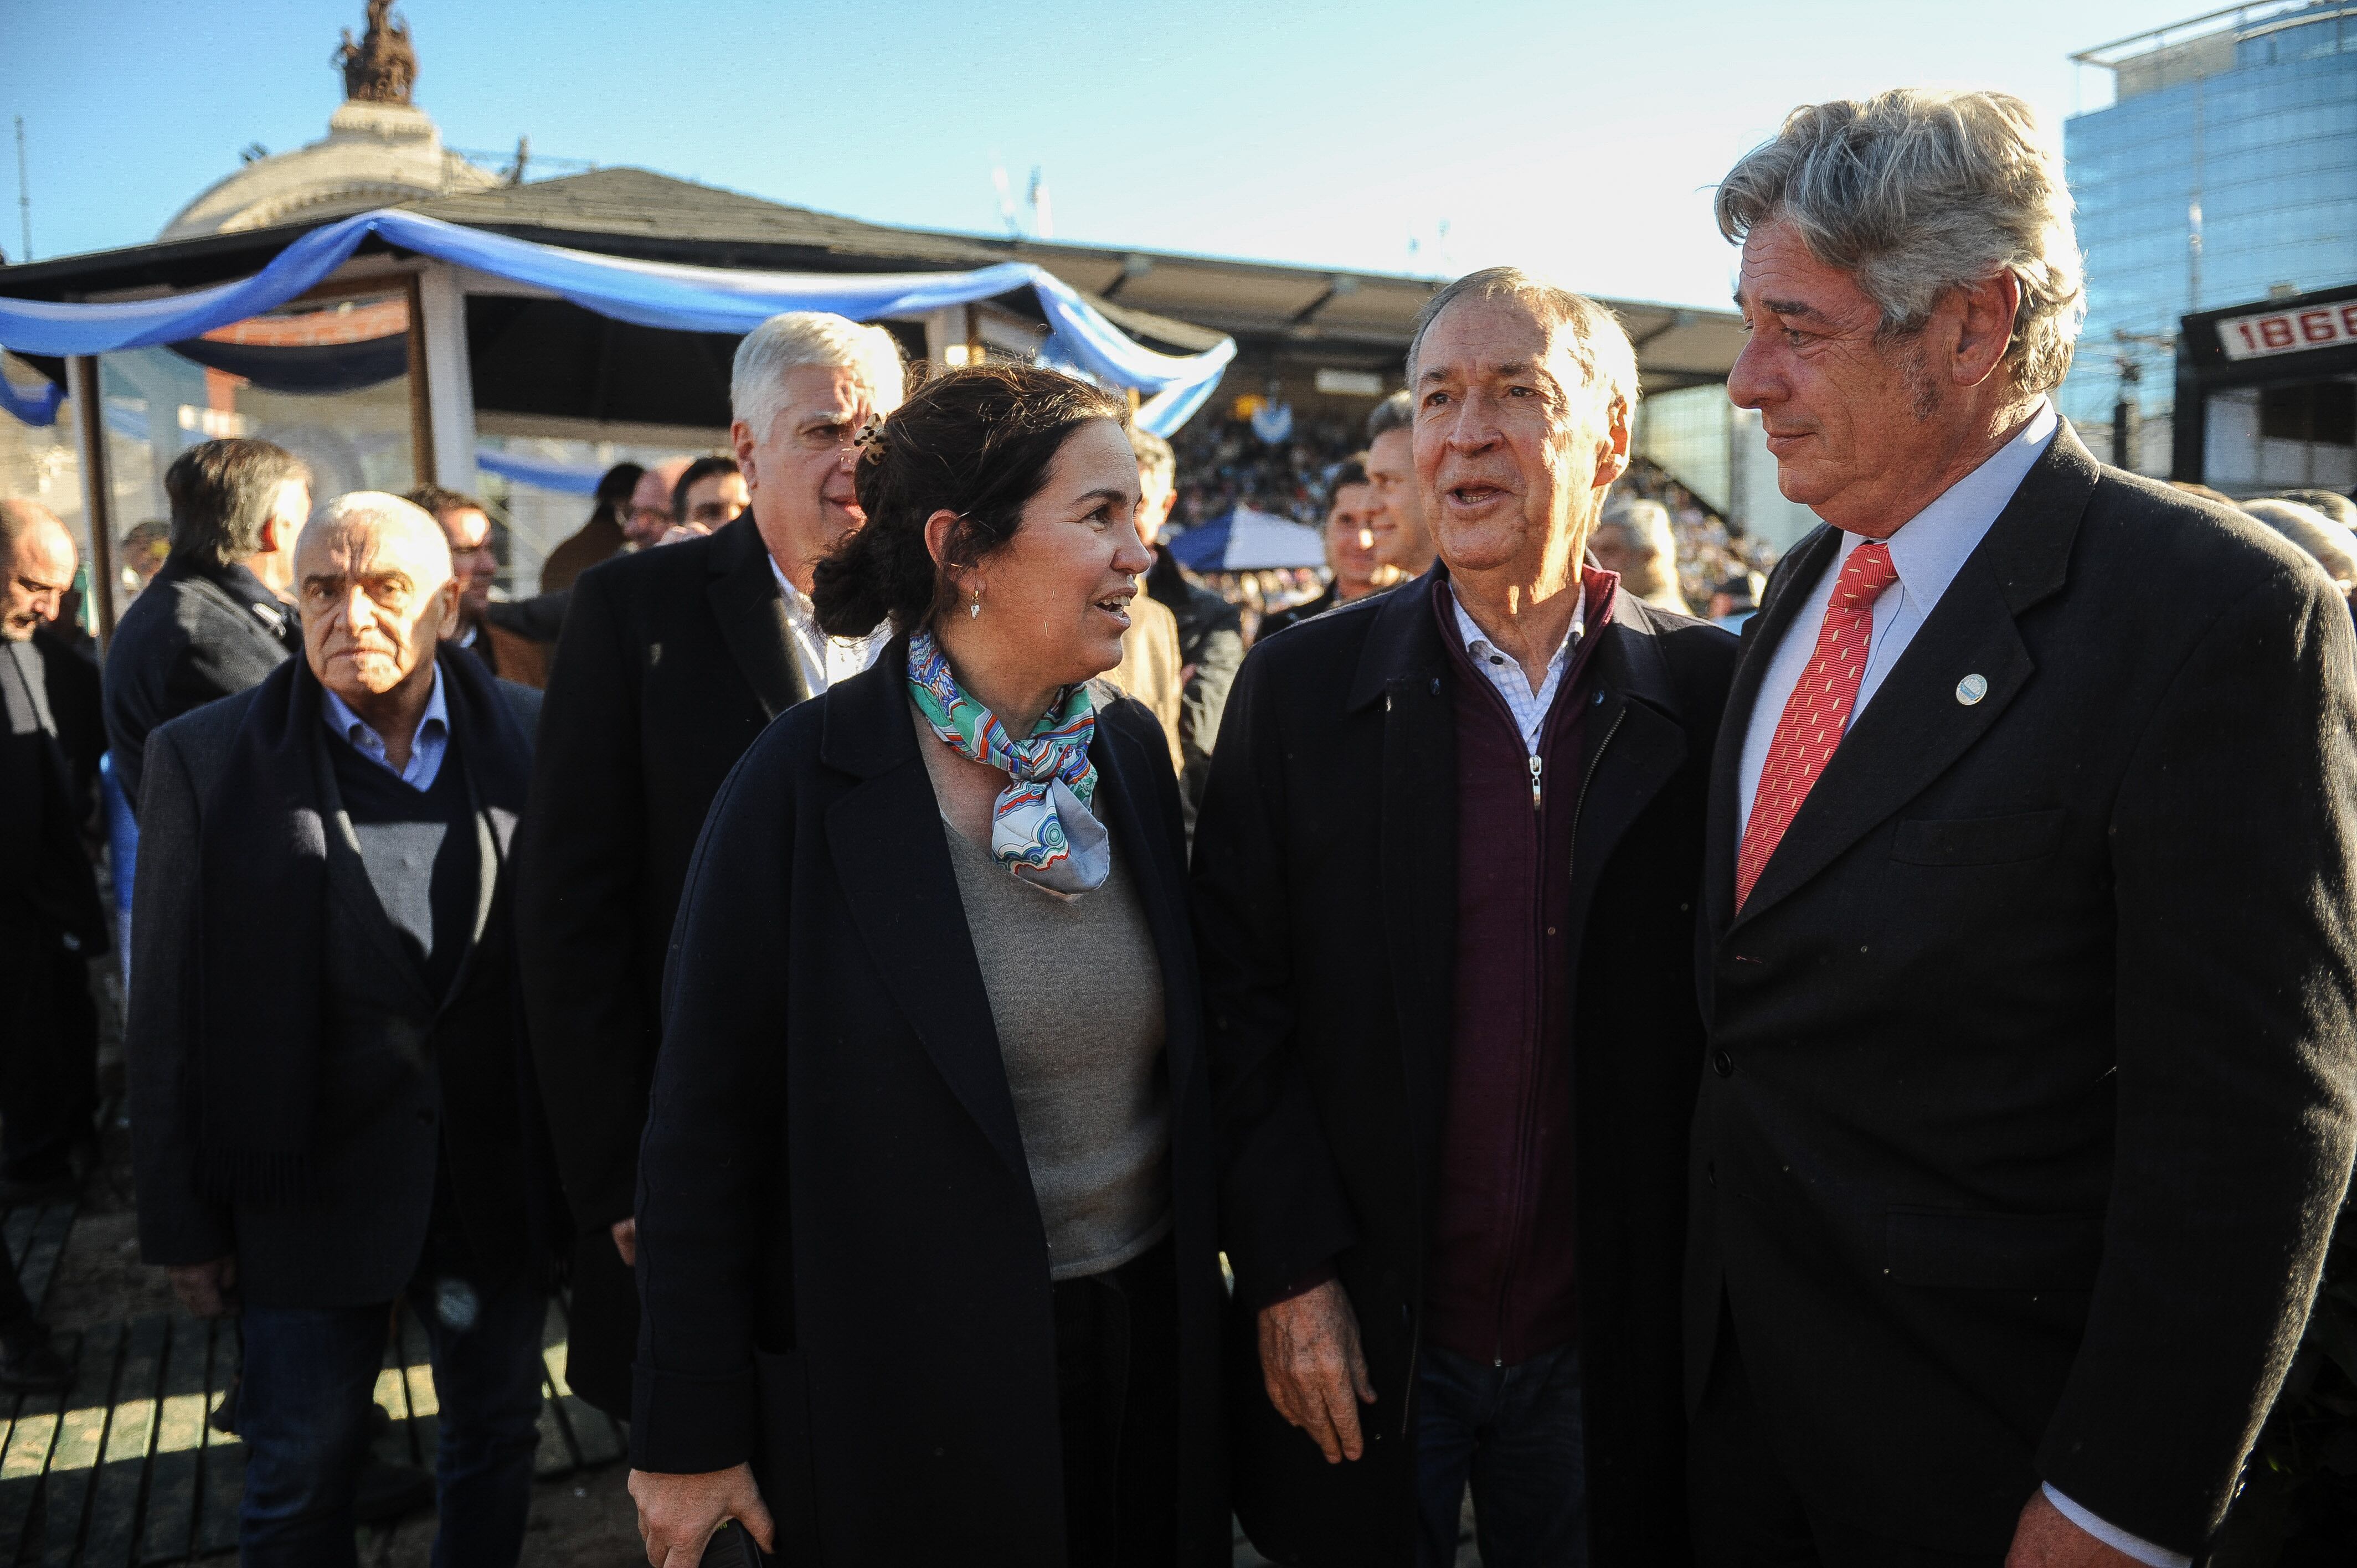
[2006,1490,2146,1567]
[1257,1279,1376,1463]
[630,1463,773,1568]
[168,1256,238,1318]
[612,1218,638,1266]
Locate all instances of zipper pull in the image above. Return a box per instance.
[1529,753,1543,809]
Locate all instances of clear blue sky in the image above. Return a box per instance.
[2,0,2179,310]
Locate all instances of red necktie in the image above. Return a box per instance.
[1735,541,1900,911]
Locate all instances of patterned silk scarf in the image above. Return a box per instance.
[908,630,1111,894]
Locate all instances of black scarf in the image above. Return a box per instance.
[193,645,531,1205]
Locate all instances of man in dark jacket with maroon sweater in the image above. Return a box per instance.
[1193,269,1736,1567]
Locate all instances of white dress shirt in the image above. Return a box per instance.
[770,556,889,696]
[1449,582,1587,752]
[322,663,449,791]
[1736,400,2056,840]
[1731,401,2189,1568]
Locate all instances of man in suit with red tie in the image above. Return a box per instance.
[1686,91,2357,1568]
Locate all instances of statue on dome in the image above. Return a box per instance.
[332,0,417,106]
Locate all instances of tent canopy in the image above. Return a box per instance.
[0,208,1234,436]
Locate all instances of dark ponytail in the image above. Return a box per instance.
[812,363,1129,637]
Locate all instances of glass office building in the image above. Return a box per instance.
[2062,2,2357,472]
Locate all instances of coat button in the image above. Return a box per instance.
[1712,1049,1735,1078]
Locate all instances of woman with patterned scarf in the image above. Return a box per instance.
[627,363,1228,1566]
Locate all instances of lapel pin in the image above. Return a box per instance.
[1955,673,1988,705]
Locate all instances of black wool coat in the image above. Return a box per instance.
[125,667,556,1303]
[514,512,811,1415]
[102,554,299,812]
[1192,571,1736,1567]
[1687,425,2357,1558]
[630,647,1228,1566]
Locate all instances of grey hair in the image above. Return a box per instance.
[2280,488,2357,529]
[2243,499,2357,584]
[1367,388,1413,442]
[1598,496,1676,555]
[1716,89,2085,396]
[730,311,907,440]
[1406,267,1641,430]
[318,491,452,576]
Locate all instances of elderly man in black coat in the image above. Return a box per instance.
[1194,270,1736,1567]
[515,311,904,1417]
[126,492,557,1567]
[1688,91,2357,1568]
[0,501,99,1390]
[102,437,311,813]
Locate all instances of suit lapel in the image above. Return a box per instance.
[1705,525,1839,939]
[822,653,1031,1184]
[432,660,528,1013]
[1356,579,1458,1176]
[1727,424,2099,929]
[429,749,509,1015]
[1732,568,2034,924]
[705,515,806,719]
[1568,601,1690,947]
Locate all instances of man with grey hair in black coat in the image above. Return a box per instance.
[1691,89,2357,1568]
[516,310,905,1419]
[127,492,558,1566]
[102,437,311,812]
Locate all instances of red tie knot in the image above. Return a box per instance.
[1834,541,1898,607]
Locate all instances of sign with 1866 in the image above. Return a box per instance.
[2217,301,2357,362]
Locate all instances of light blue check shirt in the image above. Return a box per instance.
[321,664,450,791]
[1448,583,1587,754]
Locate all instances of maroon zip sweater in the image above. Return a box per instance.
[1422,570,1616,1367]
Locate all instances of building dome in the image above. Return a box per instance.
[159,99,498,241]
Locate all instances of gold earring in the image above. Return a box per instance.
[969,584,984,619]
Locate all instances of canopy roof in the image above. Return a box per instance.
[0,167,1746,429]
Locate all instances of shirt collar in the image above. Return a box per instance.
[769,554,816,627]
[1865,399,2058,608]
[322,661,447,757]
[1447,581,1587,672]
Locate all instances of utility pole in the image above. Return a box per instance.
[13,117,27,262]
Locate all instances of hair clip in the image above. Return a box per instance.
[853,417,888,460]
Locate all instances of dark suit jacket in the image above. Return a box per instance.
[125,674,552,1305]
[515,512,807,1412]
[1686,425,2357,1557]
[0,632,106,955]
[32,625,103,809]
[631,650,1228,1564]
[103,554,297,812]
[1148,549,1244,828]
[1193,573,1736,1566]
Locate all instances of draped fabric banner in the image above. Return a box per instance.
[0,209,1233,435]
[0,369,63,427]
[476,448,605,496]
